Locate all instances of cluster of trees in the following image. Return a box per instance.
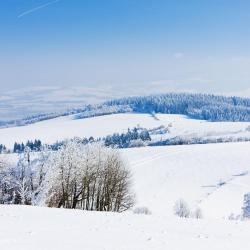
[174,199,202,219]
[43,141,134,211]
[50,127,151,151]
[75,104,132,119]
[0,141,135,212]
[105,93,250,122]
[104,128,151,148]
[149,135,250,147]
[0,147,49,205]
[10,127,152,154]
[13,140,42,153]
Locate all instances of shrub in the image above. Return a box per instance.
[174,199,190,218]
[192,207,203,219]
[133,206,152,215]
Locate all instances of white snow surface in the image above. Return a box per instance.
[1,142,250,249]
[122,142,250,219]
[1,205,250,250]
[1,113,250,147]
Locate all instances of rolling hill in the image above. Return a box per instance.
[0,112,250,149]
[1,141,250,249]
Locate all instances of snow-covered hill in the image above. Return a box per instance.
[122,142,250,218]
[0,113,250,148]
[2,87,250,122]
[1,141,250,249]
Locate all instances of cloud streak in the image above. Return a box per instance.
[18,0,60,18]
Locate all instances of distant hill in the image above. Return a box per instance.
[2,92,250,128]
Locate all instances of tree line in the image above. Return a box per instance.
[13,140,42,153]
[105,93,250,121]
[8,127,152,154]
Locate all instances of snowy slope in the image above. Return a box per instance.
[122,142,250,219]
[1,142,250,249]
[0,113,250,148]
[1,205,250,250]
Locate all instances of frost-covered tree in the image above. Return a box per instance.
[192,207,203,219]
[105,93,250,122]
[104,127,151,148]
[17,178,29,205]
[174,199,190,218]
[0,147,50,205]
[242,193,250,218]
[39,141,135,212]
[133,206,152,215]
[0,158,10,203]
[13,147,33,204]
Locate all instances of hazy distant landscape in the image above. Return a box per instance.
[2,86,250,122]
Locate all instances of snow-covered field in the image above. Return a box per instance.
[1,113,250,148]
[123,142,250,219]
[1,205,250,250]
[1,141,250,249]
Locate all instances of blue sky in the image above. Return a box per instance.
[1,0,250,94]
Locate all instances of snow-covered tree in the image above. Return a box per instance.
[242,193,250,218]
[17,178,29,205]
[39,140,135,212]
[0,147,50,205]
[192,207,203,219]
[174,199,190,218]
[105,93,250,122]
[133,207,152,215]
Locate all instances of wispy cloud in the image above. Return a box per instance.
[18,0,60,18]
